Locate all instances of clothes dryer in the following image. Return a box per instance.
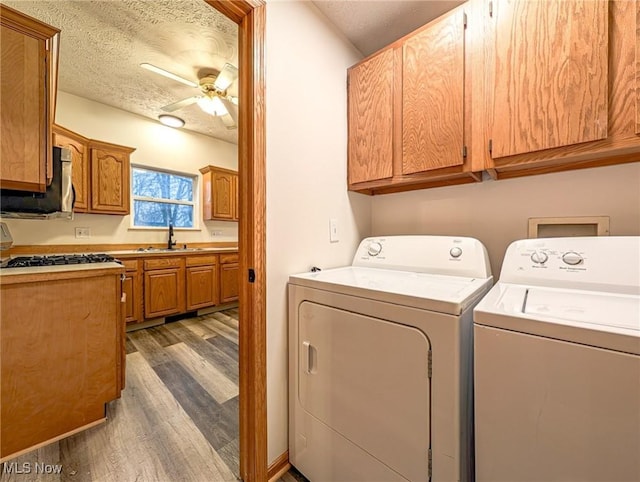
[289,236,493,481]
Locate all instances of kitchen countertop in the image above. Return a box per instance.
[1,262,124,278]
[109,247,238,256]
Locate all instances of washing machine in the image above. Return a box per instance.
[474,236,640,482]
[288,236,493,482]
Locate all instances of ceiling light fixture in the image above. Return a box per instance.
[197,95,228,116]
[158,114,185,128]
[140,63,197,88]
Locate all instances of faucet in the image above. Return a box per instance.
[167,223,176,250]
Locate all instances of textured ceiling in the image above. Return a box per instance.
[311,0,465,56]
[3,1,464,145]
[2,0,239,144]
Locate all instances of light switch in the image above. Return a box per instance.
[75,227,91,239]
[329,218,339,243]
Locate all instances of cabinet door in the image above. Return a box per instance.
[186,265,218,310]
[53,126,89,212]
[0,8,58,193]
[212,171,235,219]
[219,262,239,303]
[123,271,142,323]
[490,0,608,158]
[347,48,394,185]
[90,146,131,214]
[144,267,185,318]
[402,8,465,174]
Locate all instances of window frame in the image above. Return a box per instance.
[129,164,200,231]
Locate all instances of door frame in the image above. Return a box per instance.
[204,1,267,481]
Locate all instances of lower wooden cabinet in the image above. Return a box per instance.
[0,265,124,460]
[219,254,239,303]
[122,252,237,322]
[186,255,219,310]
[122,259,142,324]
[144,258,185,318]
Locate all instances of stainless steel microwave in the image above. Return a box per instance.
[0,146,73,219]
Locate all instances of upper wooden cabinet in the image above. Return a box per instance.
[200,165,239,221]
[347,48,394,185]
[89,140,134,215]
[0,5,59,193]
[348,4,481,195]
[483,0,640,178]
[52,125,135,215]
[52,125,90,212]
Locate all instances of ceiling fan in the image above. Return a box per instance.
[141,62,239,129]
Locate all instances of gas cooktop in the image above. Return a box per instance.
[2,253,120,268]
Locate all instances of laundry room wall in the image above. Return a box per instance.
[265,0,370,464]
[371,162,640,277]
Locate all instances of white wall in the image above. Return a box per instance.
[3,91,238,245]
[265,0,369,463]
[371,162,640,276]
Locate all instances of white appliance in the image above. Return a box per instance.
[288,236,493,482]
[473,236,640,482]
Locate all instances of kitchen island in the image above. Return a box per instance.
[0,262,125,462]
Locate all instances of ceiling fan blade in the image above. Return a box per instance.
[219,112,237,130]
[219,96,237,122]
[214,63,238,91]
[140,63,197,88]
[161,96,200,112]
[226,95,239,106]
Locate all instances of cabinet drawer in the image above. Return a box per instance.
[219,253,239,264]
[144,258,183,270]
[121,259,139,272]
[186,255,218,267]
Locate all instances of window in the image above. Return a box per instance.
[131,166,196,228]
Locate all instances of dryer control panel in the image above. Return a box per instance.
[500,237,640,295]
[352,235,492,279]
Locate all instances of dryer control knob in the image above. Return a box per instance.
[367,242,383,257]
[562,252,583,266]
[450,247,463,258]
[530,251,548,264]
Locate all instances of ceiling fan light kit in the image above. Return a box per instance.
[158,114,185,128]
[142,61,239,129]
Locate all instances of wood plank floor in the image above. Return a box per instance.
[1,309,241,482]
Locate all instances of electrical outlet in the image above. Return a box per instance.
[75,227,91,239]
[329,218,339,243]
[211,230,223,237]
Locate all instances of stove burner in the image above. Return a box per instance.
[3,253,120,268]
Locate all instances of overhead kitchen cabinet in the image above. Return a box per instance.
[52,125,135,215]
[348,3,483,195]
[0,5,59,193]
[482,0,640,178]
[89,139,135,214]
[200,165,239,221]
[52,124,90,212]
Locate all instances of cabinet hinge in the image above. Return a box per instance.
[428,448,433,481]
[248,268,255,283]
[462,145,468,158]
[489,1,494,17]
[463,12,468,28]
[488,139,493,154]
[428,349,432,378]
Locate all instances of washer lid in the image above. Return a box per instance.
[289,266,493,315]
[474,283,640,354]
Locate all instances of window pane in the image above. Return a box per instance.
[133,200,193,228]
[132,168,193,201]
